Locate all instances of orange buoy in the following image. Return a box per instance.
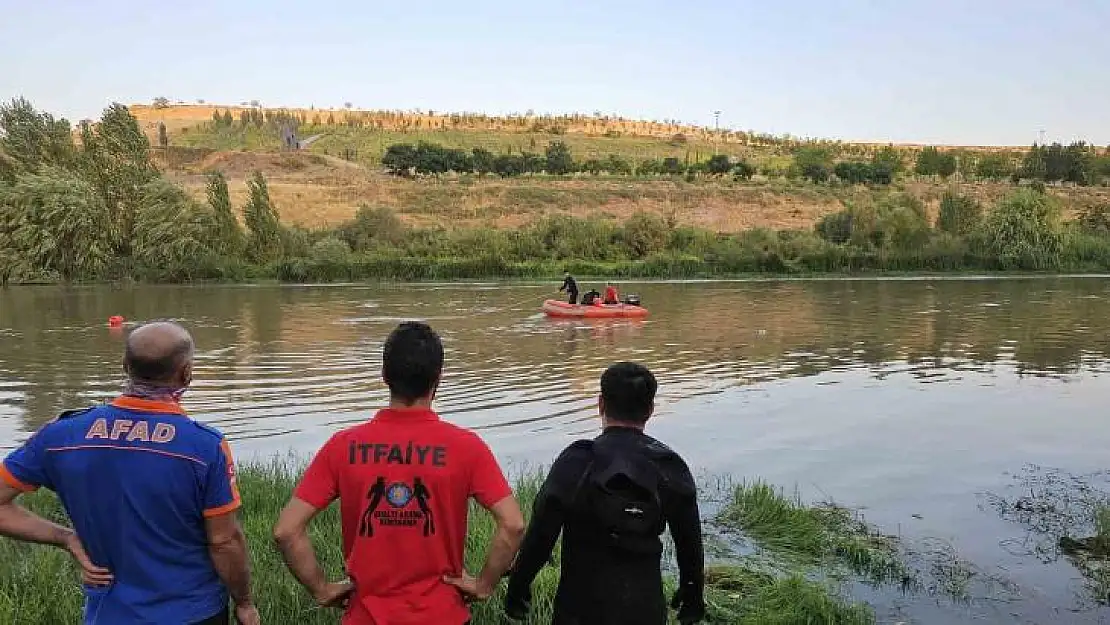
[108,315,124,327]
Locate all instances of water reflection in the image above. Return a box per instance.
[2,278,1110,451]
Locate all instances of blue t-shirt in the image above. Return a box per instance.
[0,396,241,625]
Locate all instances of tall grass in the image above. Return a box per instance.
[717,481,906,585]
[0,462,874,624]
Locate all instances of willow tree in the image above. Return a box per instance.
[0,166,113,281]
[134,179,215,279]
[243,171,283,264]
[80,103,159,266]
[0,97,77,174]
[205,171,244,257]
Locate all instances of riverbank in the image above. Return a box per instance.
[0,461,877,624]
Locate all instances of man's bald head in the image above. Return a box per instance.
[124,322,195,387]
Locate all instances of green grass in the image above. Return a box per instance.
[717,481,907,585]
[0,462,874,624]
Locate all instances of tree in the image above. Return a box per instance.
[872,145,904,176]
[661,157,684,175]
[471,148,495,177]
[1019,143,1048,181]
[134,179,213,278]
[0,97,77,174]
[936,192,982,235]
[636,159,661,176]
[493,154,524,177]
[80,103,159,266]
[793,147,832,183]
[936,152,957,179]
[975,154,1013,181]
[157,122,168,149]
[834,161,870,185]
[705,154,731,175]
[604,154,632,175]
[382,143,417,176]
[915,147,941,177]
[152,97,170,109]
[0,166,113,281]
[545,141,574,175]
[243,171,283,264]
[581,159,604,175]
[732,160,756,181]
[205,171,243,256]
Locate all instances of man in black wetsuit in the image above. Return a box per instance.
[504,362,705,625]
[559,271,579,305]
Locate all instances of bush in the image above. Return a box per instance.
[977,189,1063,270]
[310,236,352,263]
[815,211,853,244]
[621,211,670,258]
[936,192,982,236]
[732,160,756,181]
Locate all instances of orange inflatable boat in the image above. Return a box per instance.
[542,299,650,319]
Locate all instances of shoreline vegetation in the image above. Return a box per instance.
[0,461,888,624]
[3,99,1110,285]
[15,461,1109,622]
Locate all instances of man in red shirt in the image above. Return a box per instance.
[273,321,525,625]
[604,283,620,305]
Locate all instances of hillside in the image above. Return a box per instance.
[134,103,1107,234]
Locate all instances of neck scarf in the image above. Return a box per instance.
[123,380,188,403]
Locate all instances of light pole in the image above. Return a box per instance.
[713,110,721,155]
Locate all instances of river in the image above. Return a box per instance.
[3,278,1110,623]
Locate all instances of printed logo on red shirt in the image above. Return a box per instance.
[359,476,436,538]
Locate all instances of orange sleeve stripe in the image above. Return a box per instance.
[0,463,38,493]
[203,498,242,518]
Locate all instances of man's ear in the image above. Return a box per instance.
[598,395,606,417]
[430,375,441,401]
[180,361,193,388]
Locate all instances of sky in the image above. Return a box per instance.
[1,0,1107,146]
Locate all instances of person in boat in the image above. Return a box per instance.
[504,362,705,625]
[581,289,602,306]
[559,272,579,305]
[0,321,259,625]
[603,283,620,305]
[273,321,526,625]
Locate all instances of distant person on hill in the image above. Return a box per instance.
[604,283,620,305]
[560,271,579,305]
[0,321,259,625]
[274,321,526,625]
[504,362,705,625]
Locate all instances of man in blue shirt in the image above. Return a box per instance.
[0,321,259,625]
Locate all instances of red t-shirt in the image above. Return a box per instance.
[604,286,618,302]
[294,408,512,625]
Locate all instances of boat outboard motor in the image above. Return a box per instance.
[622,294,642,307]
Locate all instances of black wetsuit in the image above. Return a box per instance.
[560,275,579,305]
[505,427,705,625]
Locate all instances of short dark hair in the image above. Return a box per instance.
[383,321,444,401]
[124,325,194,384]
[600,362,657,424]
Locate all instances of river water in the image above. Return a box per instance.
[3,278,1110,623]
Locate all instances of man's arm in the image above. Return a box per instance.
[0,482,113,586]
[445,494,525,599]
[273,498,352,606]
[503,452,581,608]
[664,459,705,624]
[444,436,526,600]
[205,512,254,607]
